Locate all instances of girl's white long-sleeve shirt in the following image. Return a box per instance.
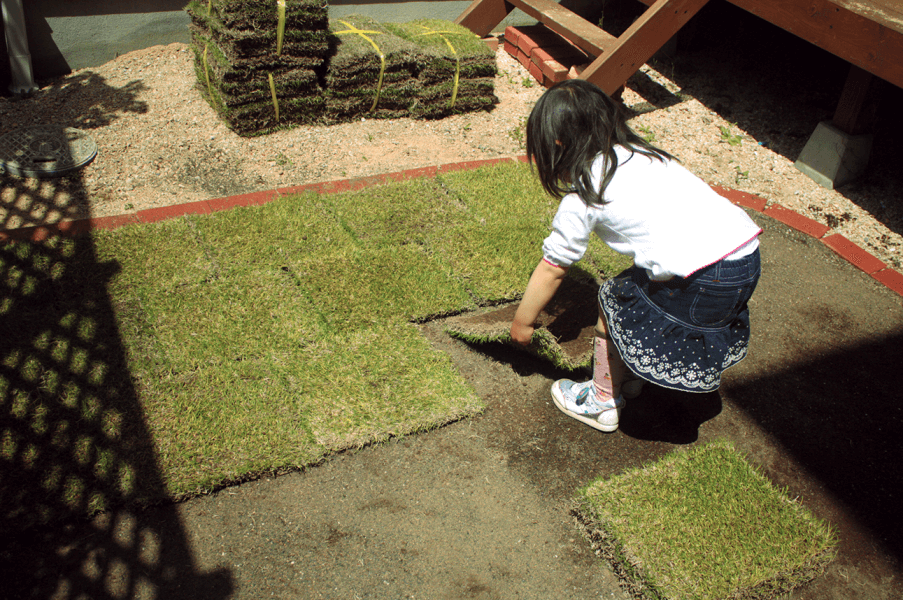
[542,146,762,280]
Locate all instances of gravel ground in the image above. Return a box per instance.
[1,34,901,271]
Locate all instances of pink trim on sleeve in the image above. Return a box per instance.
[543,258,569,270]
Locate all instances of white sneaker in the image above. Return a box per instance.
[550,379,624,432]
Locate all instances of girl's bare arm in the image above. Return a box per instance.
[510,260,568,345]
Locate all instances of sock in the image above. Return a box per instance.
[593,336,616,402]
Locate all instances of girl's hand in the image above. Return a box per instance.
[510,259,567,347]
[510,320,535,346]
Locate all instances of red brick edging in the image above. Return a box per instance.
[711,185,903,296]
[2,156,901,298]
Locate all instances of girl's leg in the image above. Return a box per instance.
[593,309,630,401]
[549,305,631,433]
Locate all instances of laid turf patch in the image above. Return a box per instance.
[428,162,558,299]
[1,160,620,528]
[573,439,837,600]
[129,271,327,373]
[92,216,214,292]
[304,322,483,450]
[320,176,471,248]
[289,244,475,332]
[191,191,354,275]
[141,356,326,498]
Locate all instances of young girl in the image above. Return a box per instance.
[511,79,761,433]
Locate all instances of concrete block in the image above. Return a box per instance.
[794,121,873,189]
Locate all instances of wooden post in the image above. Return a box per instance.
[455,0,516,38]
[833,64,880,136]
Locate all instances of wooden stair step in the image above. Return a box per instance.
[457,0,709,95]
[505,0,616,57]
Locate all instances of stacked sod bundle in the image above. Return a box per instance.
[385,19,498,118]
[187,0,331,135]
[324,15,424,122]
[187,3,499,133]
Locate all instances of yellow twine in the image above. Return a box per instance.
[276,0,286,55]
[202,44,214,100]
[207,0,212,16]
[272,0,287,119]
[268,73,280,121]
[415,27,472,108]
[335,21,386,112]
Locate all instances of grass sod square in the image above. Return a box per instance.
[139,357,326,498]
[439,161,634,281]
[436,161,557,224]
[127,269,328,374]
[92,216,215,294]
[288,243,475,333]
[191,190,355,276]
[319,176,471,249]
[573,439,837,600]
[301,321,483,450]
[429,162,556,300]
[432,161,629,298]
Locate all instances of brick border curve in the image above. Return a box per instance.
[2,155,901,298]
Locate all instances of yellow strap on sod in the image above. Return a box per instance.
[207,0,212,16]
[415,27,472,108]
[335,21,387,112]
[276,0,286,55]
[268,73,280,121]
[269,1,287,121]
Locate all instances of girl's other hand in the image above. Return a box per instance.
[510,320,535,346]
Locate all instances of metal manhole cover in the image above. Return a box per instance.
[0,126,97,179]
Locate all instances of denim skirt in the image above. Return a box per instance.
[598,249,761,393]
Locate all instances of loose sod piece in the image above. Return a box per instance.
[573,439,838,600]
[444,276,597,371]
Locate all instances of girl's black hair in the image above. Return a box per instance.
[526,79,675,205]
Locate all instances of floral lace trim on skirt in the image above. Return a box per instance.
[598,275,751,393]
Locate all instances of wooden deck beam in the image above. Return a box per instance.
[580,0,709,95]
[727,0,903,89]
